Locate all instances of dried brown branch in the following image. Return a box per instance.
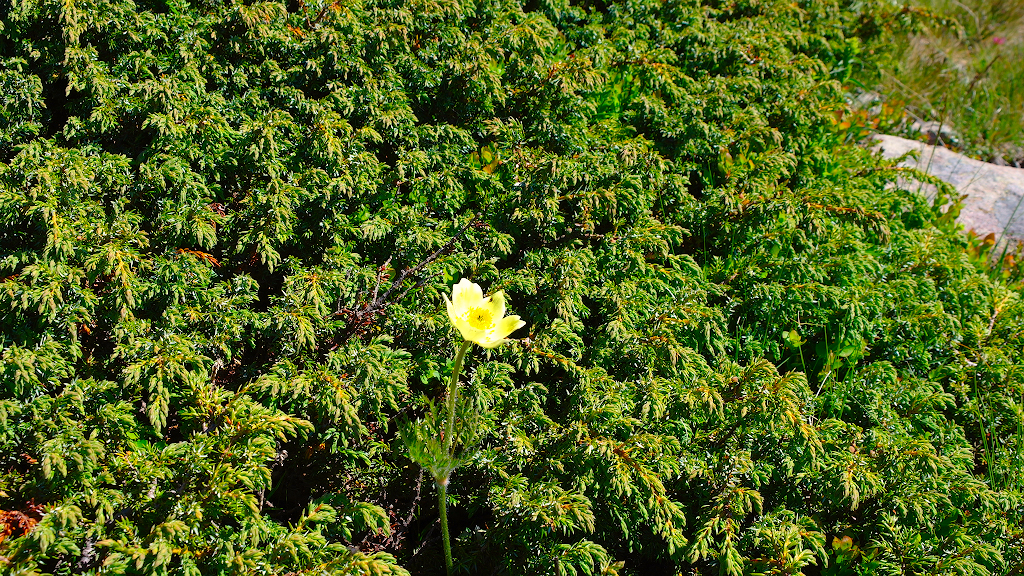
[329,217,479,346]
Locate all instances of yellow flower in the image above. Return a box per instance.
[443,278,525,348]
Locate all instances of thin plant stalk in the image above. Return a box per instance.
[438,339,472,576]
[444,340,473,456]
[438,482,453,576]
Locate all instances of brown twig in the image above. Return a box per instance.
[330,217,479,345]
[367,469,426,552]
[303,0,341,29]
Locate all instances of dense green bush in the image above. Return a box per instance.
[1,0,1022,574]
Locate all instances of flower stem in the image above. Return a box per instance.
[443,340,473,456]
[437,339,471,576]
[438,481,453,576]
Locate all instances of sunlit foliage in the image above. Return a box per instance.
[1,0,1021,574]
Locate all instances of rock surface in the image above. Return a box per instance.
[874,134,1024,248]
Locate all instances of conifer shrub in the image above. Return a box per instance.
[1,0,1022,574]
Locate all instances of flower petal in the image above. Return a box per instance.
[452,278,483,311]
[443,293,458,327]
[476,334,504,348]
[475,315,525,348]
[495,315,526,339]
[457,322,489,344]
[486,290,506,320]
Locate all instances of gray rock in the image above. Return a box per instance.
[873,134,1024,249]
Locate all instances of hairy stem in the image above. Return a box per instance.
[438,481,453,576]
[438,339,471,576]
[443,340,473,456]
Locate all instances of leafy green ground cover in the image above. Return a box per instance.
[1,0,1023,574]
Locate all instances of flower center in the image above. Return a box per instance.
[465,307,494,330]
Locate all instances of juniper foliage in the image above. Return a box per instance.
[1,0,1022,574]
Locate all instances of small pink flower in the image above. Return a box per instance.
[992,36,1006,45]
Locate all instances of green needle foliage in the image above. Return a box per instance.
[1,0,1022,574]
